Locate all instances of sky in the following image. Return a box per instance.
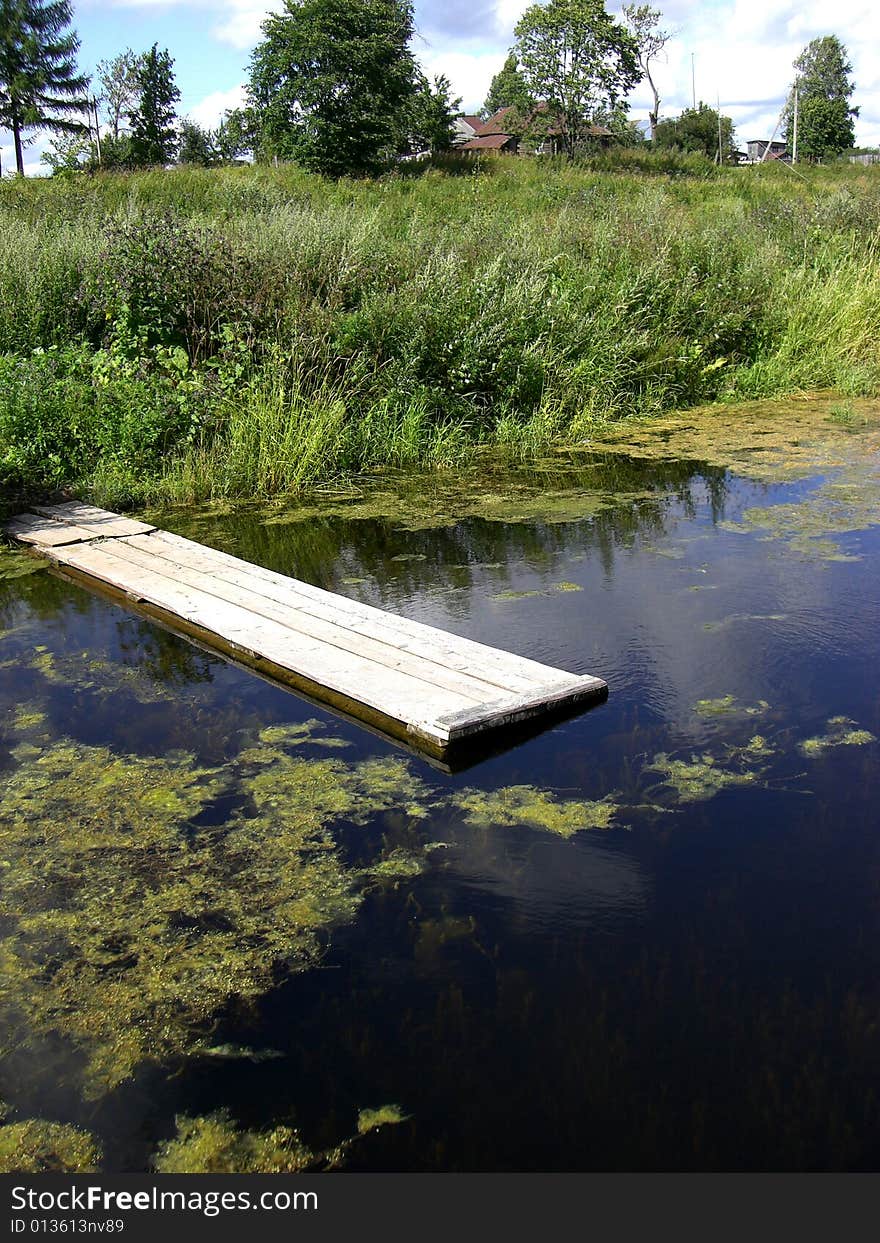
[1,0,877,175]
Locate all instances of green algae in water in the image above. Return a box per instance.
[0,546,47,582]
[360,847,426,881]
[719,461,880,561]
[0,726,435,1096]
[643,753,759,804]
[256,720,352,750]
[798,717,876,759]
[356,1104,409,1135]
[593,395,880,485]
[493,581,583,602]
[452,785,618,838]
[0,1107,101,1174]
[694,696,770,718]
[153,1111,317,1174]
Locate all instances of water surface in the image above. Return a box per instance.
[2,397,879,1172]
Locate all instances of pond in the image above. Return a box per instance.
[1,395,879,1172]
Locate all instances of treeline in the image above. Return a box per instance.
[0,1,866,178]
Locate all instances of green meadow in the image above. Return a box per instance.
[1,153,878,510]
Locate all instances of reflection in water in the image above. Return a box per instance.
[2,408,880,1170]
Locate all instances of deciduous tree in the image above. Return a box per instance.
[788,35,857,159]
[622,4,669,141]
[513,0,640,158]
[96,49,140,141]
[247,0,421,177]
[0,0,89,175]
[654,102,735,161]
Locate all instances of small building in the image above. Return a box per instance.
[459,105,614,156]
[746,139,788,163]
[452,115,485,147]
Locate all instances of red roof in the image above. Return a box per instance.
[478,107,518,136]
[458,114,483,132]
[460,133,516,151]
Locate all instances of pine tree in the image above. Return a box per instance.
[0,0,89,175]
[128,44,180,167]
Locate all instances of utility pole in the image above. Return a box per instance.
[717,92,723,164]
[792,84,798,163]
[91,98,102,166]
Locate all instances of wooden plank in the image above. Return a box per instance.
[6,506,609,754]
[101,536,502,703]
[45,539,477,743]
[30,502,154,538]
[137,530,563,694]
[431,675,607,744]
[7,513,95,548]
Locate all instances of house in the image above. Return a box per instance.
[458,105,614,156]
[452,115,485,146]
[746,139,789,163]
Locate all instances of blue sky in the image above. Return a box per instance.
[3,1,877,174]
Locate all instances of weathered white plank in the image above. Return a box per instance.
[103,537,498,703]
[138,529,563,694]
[6,506,608,752]
[49,540,476,743]
[432,675,607,743]
[31,502,154,538]
[7,514,95,548]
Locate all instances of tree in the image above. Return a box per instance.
[654,102,735,161]
[214,106,259,162]
[178,118,218,166]
[787,35,857,159]
[0,0,89,175]
[407,72,460,155]
[796,96,855,161]
[622,4,669,141]
[513,0,640,158]
[247,0,421,177]
[96,49,140,140]
[128,44,179,167]
[482,52,532,118]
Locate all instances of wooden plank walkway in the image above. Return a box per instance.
[7,504,607,757]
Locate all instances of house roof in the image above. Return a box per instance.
[457,114,484,132]
[459,133,516,151]
[478,107,519,136]
[477,104,614,141]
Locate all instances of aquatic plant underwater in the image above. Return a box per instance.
[1,400,879,1171]
[0,604,874,1171]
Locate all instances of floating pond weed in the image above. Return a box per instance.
[0,1112,102,1174]
[451,786,618,838]
[643,753,760,804]
[0,724,402,1095]
[153,1101,409,1173]
[356,1104,409,1134]
[693,696,770,718]
[798,717,876,759]
[153,1111,317,1174]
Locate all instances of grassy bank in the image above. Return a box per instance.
[1,154,879,510]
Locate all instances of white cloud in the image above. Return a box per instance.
[418,49,507,113]
[185,84,247,128]
[212,1,278,48]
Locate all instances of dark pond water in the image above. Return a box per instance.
[2,407,879,1172]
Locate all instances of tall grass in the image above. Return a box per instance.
[1,156,878,508]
